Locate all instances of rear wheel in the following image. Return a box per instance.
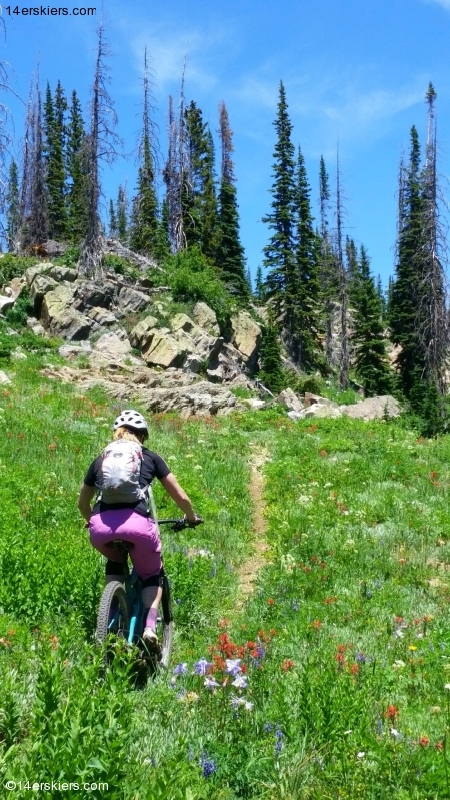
[96,582,130,659]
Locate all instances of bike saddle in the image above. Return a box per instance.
[107,539,135,552]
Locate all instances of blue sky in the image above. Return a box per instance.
[2,0,450,286]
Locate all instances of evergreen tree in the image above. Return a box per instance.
[129,48,160,257]
[259,314,285,394]
[389,126,424,399]
[335,150,349,389]
[293,145,323,370]
[22,79,49,248]
[216,101,248,297]
[182,101,218,257]
[352,245,394,396]
[263,82,297,346]
[6,159,19,251]
[44,80,68,240]
[66,90,88,241]
[255,265,265,302]
[116,184,127,243]
[108,198,117,237]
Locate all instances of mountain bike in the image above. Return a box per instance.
[95,517,202,670]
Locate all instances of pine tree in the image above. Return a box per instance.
[116,184,127,243]
[263,82,297,344]
[44,80,68,240]
[335,150,349,389]
[129,48,160,257]
[389,126,424,399]
[352,245,394,396]
[293,145,323,370]
[182,101,218,258]
[6,159,19,251]
[259,314,285,394]
[255,265,265,302]
[66,90,88,241]
[216,101,248,297]
[108,198,117,237]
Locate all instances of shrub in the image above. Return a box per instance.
[102,253,140,281]
[162,246,234,330]
[52,245,80,267]
[0,254,37,287]
[4,287,33,328]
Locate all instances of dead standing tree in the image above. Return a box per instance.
[335,148,349,389]
[78,23,121,279]
[19,70,49,249]
[163,61,189,253]
[417,83,448,398]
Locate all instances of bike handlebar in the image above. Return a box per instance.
[158,516,204,532]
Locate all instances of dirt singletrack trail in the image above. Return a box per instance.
[235,445,270,607]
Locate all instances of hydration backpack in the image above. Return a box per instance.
[99,441,147,505]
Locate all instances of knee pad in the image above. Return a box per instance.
[142,567,165,588]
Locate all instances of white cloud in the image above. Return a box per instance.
[423,0,450,9]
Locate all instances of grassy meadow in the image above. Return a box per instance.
[1,339,450,798]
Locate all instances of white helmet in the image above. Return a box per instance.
[113,409,148,438]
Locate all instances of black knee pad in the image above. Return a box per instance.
[142,567,166,588]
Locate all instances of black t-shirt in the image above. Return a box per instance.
[84,447,171,517]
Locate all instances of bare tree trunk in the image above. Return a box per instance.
[336,149,349,389]
[417,84,448,397]
[79,23,120,280]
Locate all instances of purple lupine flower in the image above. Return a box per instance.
[204,676,220,690]
[225,658,242,676]
[177,689,187,700]
[230,696,243,709]
[376,719,383,735]
[256,643,266,658]
[194,658,212,675]
[200,754,217,778]
[374,580,382,589]
[231,675,248,689]
[173,662,188,676]
[355,652,366,663]
[292,602,299,611]
[264,722,273,732]
[175,598,182,605]
[275,728,283,753]
[210,564,217,578]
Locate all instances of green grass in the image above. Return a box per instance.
[1,352,450,798]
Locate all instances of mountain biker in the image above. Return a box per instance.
[77,409,201,653]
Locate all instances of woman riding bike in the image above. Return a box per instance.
[78,409,201,654]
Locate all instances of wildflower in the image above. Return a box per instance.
[436,741,444,751]
[200,754,217,778]
[231,675,248,689]
[173,663,188,676]
[430,706,441,714]
[218,617,229,629]
[264,722,273,732]
[275,728,283,754]
[48,443,57,451]
[390,728,402,740]
[244,701,254,711]
[357,752,365,759]
[281,659,295,672]
[267,598,275,606]
[393,660,406,670]
[350,664,359,675]
[204,677,220,690]
[355,652,366,663]
[312,620,322,629]
[385,705,399,721]
[269,628,277,637]
[445,684,450,690]
[418,736,429,747]
[230,696,244,709]
[408,645,417,652]
[225,658,242,676]
[194,658,212,676]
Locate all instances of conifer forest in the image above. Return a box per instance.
[2,25,449,433]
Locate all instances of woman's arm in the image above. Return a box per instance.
[160,473,197,521]
[78,483,97,522]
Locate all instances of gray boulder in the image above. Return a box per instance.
[42,284,94,340]
[340,395,401,421]
[116,285,151,315]
[277,388,304,413]
[0,370,12,384]
[192,302,220,336]
[93,332,132,358]
[230,311,262,365]
[87,307,118,326]
[129,315,159,349]
[24,262,53,287]
[29,275,59,310]
[142,330,188,368]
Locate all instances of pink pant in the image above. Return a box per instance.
[89,510,162,580]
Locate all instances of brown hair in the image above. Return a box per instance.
[113,426,145,444]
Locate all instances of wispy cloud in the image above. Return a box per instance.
[234,65,426,155]
[423,0,450,9]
